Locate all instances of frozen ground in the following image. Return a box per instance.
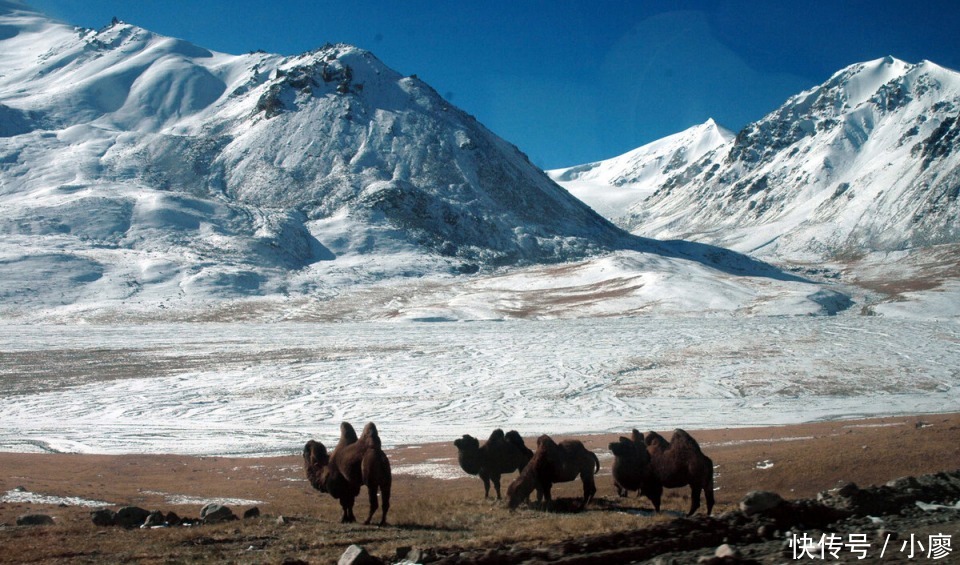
[0,317,957,456]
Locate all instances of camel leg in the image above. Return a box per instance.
[540,483,552,510]
[490,473,502,500]
[615,480,627,498]
[339,495,356,523]
[379,482,391,526]
[705,473,715,516]
[480,472,491,499]
[363,485,379,525]
[687,485,702,516]
[581,474,597,507]
[646,484,663,513]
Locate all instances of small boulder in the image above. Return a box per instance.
[200,503,237,524]
[715,544,741,559]
[836,482,860,497]
[91,508,116,527]
[339,544,382,565]
[243,506,261,519]
[397,547,435,564]
[165,511,181,526]
[16,514,54,526]
[115,506,152,528]
[740,490,785,516]
[143,510,166,528]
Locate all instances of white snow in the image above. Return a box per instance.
[1,488,113,507]
[547,119,733,220]
[0,316,956,456]
[616,56,960,267]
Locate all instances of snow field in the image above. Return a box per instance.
[0,317,956,456]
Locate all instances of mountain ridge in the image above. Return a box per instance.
[1,4,830,321]
[553,56,960,267]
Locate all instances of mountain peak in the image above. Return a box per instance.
[0,4,637,311]
[621,56,960,264]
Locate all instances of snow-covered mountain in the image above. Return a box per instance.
[617,56,960,263]
[550,56,960,312]
[0,3,629,306]
[0,3,861,320]
[547,119,734,219]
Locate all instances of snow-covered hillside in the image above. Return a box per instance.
[552,57,960,313]
[547,119,733,219]
[0,3,852,320]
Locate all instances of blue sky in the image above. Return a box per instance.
[26,1,960,169]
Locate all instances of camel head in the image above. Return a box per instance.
[302,439,330,492]
[609,437,634,458]
[506,470,537,510]
[454,434,483,475]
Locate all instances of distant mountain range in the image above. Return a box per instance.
[6,3,957,320]
[551,56,960,309]
[553,56,960,265]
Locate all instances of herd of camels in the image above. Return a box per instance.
[302,422,715,526]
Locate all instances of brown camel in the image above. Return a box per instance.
[454,428,534,499]
[608,428,655,498]
[506,435,600,510]
[642,429,715,516]
[302,421,392,525]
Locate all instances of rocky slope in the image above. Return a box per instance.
[618,56,960,264]
[547,118,734,220]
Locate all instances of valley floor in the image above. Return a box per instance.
[1,317,958,456]
[0,413,958,563]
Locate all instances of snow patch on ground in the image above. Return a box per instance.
[1,488,112,507]
[393,461,464,481]
[141,491,263,507]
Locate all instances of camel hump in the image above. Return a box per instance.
[536,434,557,450]
[631,429,644,445]
[671,428,703,453]
[339,422,359,445]
[505,430,533,458]
[487,428,506,443]
[610,436,632,452]
[361,422,382,449]
[645,430,669,449]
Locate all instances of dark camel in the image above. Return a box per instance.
[506,435,599,510]
[303,421,392,525]
[454,428,534,499]
[608,428,654,498]
[642,429,715,516]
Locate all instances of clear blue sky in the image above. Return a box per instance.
[26,0,960,169]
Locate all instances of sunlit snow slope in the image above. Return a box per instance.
[0,3,847,320]
[547,119,734,219]
[552,57,960,315]
[621,57,960,262]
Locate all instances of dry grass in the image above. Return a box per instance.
[1,413,958,564]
